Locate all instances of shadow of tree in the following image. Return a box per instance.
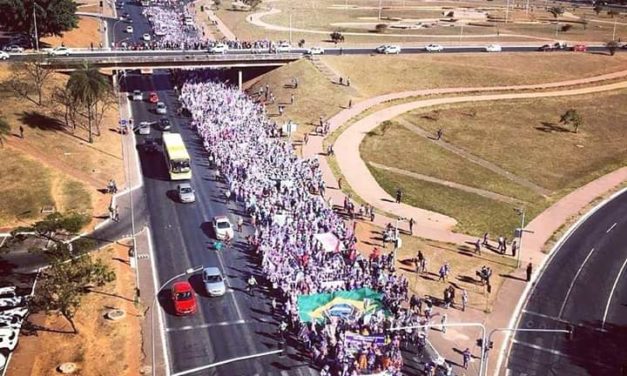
[18,111,66,132]
[535,121,571,133]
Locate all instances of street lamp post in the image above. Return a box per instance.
[151,265,203,376]
[378,0,383,21]
[289,11,293,45]
[612,16,617,41]
[111,18,126,50]
[32,2,40,51]
[514,207,531,268]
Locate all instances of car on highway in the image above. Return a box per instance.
[0,51,9,60]
[47,46,71,56]
[143,137,159,152]
[136,121,151,135]
[142,33,151,41]
[149,91,159,103]
[425,44,444,52]
[307,46,325,55]
[156,102,167,114]
[177,183,196,203]
[208,43,229,54]
[3,45,24,53]
[572,44,587,52]
[132,90,143,101]
[202,267,226,296]
[159,118,171,131]
[538,41,567,51]
[171,281,197,315]
[485,44,502,52]
[375,44,401,54]
[212,216,234,240]
[275,42,292,52]
[126,25,134,33]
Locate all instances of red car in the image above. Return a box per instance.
[149,91,159,103]
[171,281,197,315]
[572,44,587,52]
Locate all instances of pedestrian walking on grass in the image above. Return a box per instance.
[303,132,309,145]
[339,77,343,85]
[436,128,443,140]
[395,188,402,204]
[338,177,342,190]
[482,232,489,247]
[346,77,351,87]
[348,99,352,109]
[526,262,533,282]
[475,238,482,254]
[462,348,471,369]
[290,94,294,104]
[440,313,448,333]
[512,240,518,257]
[461,289,468,312]
[19,126,24,139]
[409,217,415,235]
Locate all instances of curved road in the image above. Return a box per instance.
[506,189,627,375]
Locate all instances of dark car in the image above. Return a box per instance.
[538,44,554,52]
[3,45,24,53]
[159,118,171,131]
[143,137,159,152]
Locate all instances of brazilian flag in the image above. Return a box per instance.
[297,288,387,323]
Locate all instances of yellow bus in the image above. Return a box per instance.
[162,133,192,180]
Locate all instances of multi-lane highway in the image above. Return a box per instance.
[506,190,627,375]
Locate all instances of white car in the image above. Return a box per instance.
[142,33,151,41]
[47,46,71,56]
[177,183,196,203]
[485,44,502,52]
[3,45,24,53]
[425,44,444,52]
[136,121,151,135]
[0,51,8,60]
[212,216,234,240]
[132,90,143,101]
[275,42,292,52]
[202,267,226,296]
[208,43,229,54]
[126,25,134,33]
[376,45,401,54]
[156,102,167,114]
[307,46,325,55]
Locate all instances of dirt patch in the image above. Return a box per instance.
[8,242,143,376]
[42,16,102,48]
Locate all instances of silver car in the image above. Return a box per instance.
[136,121,151,135]
[132,90,142,101]
[177,183,196,203]
[202,267,226,296]
[156,102,167,114]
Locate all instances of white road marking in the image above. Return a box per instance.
[601,255,627,329]
[558,248,596,318]
[523,310,562,322]
[606,222,617,233]
[166,318,248,332]
[0,236,7,248]
[512,339,614,369]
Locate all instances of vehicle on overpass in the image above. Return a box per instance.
[3,45,23,53]
[307,46,325,55]
[212,216,234,240]
[485,44,502,52]
[572,44,587,52]
[538,41,568,51]
[425,44,444,52]
[0,51,9,60]
[162,132,192,180]
[47,46,71,56]
[208,43,229,54]
[171,281,197,316]
[275,42,292,53]
[376,45,401,54]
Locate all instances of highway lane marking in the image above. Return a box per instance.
[511,339,615,369]
[601,255,627,329]
[521,310,607,333]
[165,317,273,332]
[558,247,596,319]
[606,222,617,233]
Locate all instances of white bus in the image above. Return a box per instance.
[162,133,192,180]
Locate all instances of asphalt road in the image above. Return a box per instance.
[506,190,627,375]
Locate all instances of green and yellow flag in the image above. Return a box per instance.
[297,288,387,323]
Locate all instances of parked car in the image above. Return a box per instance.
[47,46,71,56]
[156,102,167,114]
[485,44,502,52]
[425,44,444,52]
[212,216,234,240]
[149,91,159,103]
[126,25,134,33]
[159,118,171,131]
[143,137,159,152]
[202,267,226,296]
[3,45,24,53]
[307,46,325,55]
[171,281,197,316]
[177,183,196,203]
[275,42,292,52]
[208,43,229,54]
[0,51,9,60]
[132,90,143,101]
[136,121,151,135]
[375,44,401,54]
[572,44,587,52]
[142,33,151,41]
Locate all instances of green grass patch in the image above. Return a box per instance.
[60,179,93,214]
[370,165,542,237]
[360,121,542,202]
[0,151,54,226]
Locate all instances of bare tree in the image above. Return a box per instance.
[4,56,54,106]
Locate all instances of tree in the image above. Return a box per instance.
[4,56,54,106]
[330,31,345,43]
[30,253,115,334]
[561,24,573,32]
[606,40,619,55]
[0,117,10,147]
[607,10,619,18]
[241,0,261,10]
[560,109,583,133]
[375,23,388,33]
[593,4,603,14]
[548,6,564,18]
[66,62,113,143]
[0,0,79,47]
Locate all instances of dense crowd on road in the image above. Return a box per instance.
[178,78,455,375]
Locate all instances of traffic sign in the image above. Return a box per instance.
[119,119,127,125]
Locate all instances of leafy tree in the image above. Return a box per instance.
[375,23,388,32]
[0,0,79,47]
[30,253,115,333]
[607,10,619,17]
[548,6,564,18]
[593,4,603,14]
[241,0,261,10]
[4,55,54,106]
[66,62,113,143]
[561,24,573,32]
[0,117,10,147]
[560,109,583,133]
[606,40,619,55]
[330,31,345,43]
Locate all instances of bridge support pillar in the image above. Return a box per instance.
[238,70,243,91]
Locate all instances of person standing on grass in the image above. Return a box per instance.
[409,217,415,235]
[19,126,24,139]
[462,348,471,369]
[512,240,518,257]
[348,99,352,109]
[290,94,294,104]
[440,313,447,333]
[395,188,402,204]
[461,289,468,311]
[483,232,489,247]
[526,262,533,282]
[436,128,443,140]
[475,238,482,254]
